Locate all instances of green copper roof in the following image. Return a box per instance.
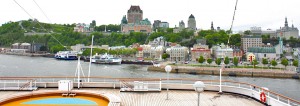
[248,47,276,53]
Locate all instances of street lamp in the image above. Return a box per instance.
[193,81,205,106]
[165,65,172,100]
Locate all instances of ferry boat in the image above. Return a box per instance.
[54,51,78,60]
[95,53,122,64]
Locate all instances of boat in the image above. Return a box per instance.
[95,53,122,64]
[54,51,78,60]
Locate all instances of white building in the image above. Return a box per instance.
[166,46,189,62]
[211,44,233,59]
[148,36,167,47]
[137,45,164,60]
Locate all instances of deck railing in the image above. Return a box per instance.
[0,76,299,106]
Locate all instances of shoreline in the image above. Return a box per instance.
[147,65,300,79]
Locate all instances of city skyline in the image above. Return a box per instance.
[1,0,300,32]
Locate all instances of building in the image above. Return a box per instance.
[121,6,152,33]
[191,43,211,62]
[19,43,31,51]
[127,6,143,23]
[71,44,86,52]
[276,17,299,40]
[173,20,185,33]
[211,44,234,59]
[137,44,164,60]
[74,23,93,32]
[150,46,164,60]
[159,22,169,29]
[188,14,196,30]
[250,26,262,36]
[247,47,277,61]
[11,43,31,53]
[148,36,167,47]
[211,22,214,31]
[11,43,20,49]
[152,20,161,31]
[232,46,244,61]
[262,29,276,38]
[30,43,45,53]
[241,35,262,53]
[152,20,169,31]
[166,46,189,62]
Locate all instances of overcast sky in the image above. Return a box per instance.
[1,0,300,31]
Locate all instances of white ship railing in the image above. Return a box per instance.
[0,77,299,106]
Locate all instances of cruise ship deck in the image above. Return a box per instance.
[0,88,263,106]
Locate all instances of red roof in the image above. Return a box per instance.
[137,47,143,51]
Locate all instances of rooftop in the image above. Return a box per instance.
[242,35,262,38]
[128,5,143,13]
[248,47,276,53]
[189,14,195,18]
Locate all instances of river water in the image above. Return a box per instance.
[0,54,299,101]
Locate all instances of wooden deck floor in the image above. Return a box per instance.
[0,88,263,106]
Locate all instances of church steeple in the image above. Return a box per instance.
[211,21,214,31]
[284,17,288,27]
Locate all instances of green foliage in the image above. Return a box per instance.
[262,58,268,65]
[162,53,170,60]
[281,58,289,68]
[229,34,241,46]
[50,45,65,53]
[166,28,173,33]
[271,60,277,68]
[224,56,229,65]
[207,58,213,65]
[198,55,205,63]
[196,30,230,48]
[233,57,238,66]
[293,60,298,67]
[252,59,259,68]
[244,30,251,35]
[215,58,221,65]
[82,48,107,56]
[94,24,120,32]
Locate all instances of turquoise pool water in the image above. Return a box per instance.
[22,98,97,105]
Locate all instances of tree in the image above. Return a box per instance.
[215,58,221,65]
[82,48,107,56]
[224,56,229,65]
[207,58,213,66]
[271,60,277,69]
[198,55,205,64]
[233,57,238,66]
[50,45,65,53]
[252,59,259,68]
[244,30,251,35]
[293,60,298,67]
[162,53,170,60]
[262,58,269,68]
[281,58,289,69]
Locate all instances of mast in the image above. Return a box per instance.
[77,57,80,89]
[88,35,94,82]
